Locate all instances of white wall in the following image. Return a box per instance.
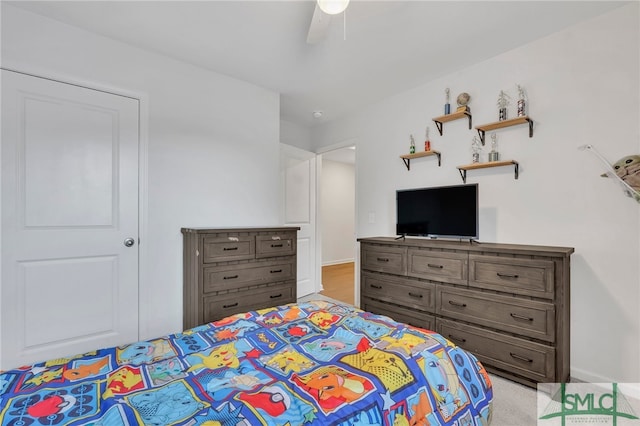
[1,4,282,340]
[312,4,640,384]
[320,159,355,265]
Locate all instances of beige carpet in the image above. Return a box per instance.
[298,293,540,425]
[489,374,538,425]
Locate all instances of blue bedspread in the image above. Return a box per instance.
[0,300,492,425]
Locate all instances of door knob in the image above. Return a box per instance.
[124,238,135,247]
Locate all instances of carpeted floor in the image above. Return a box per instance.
[298,292,540,425]
[489,374,538,425]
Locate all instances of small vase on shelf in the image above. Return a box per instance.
[516,84,526,117]
[471,135,482,163]
[488,133,499,162]
[424,126,431,151]
[497,90,510,122]
[444,88,451,115]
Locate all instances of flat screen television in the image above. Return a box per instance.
[396,183,478,239]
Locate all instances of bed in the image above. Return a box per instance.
[0,300,492,425]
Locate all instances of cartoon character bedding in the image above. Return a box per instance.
[0,300,493,425]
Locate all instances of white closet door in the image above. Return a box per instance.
[1,70,140,369]
[280,144,317,298]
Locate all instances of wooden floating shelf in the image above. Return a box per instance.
[456,160,519,183]
[432,110,472,136]
[475,116,533,145]
[400,150,441,170]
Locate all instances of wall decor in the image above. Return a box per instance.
[444,87,451,114]
[497,90,510,121]
[475,116,534,145]
[456,92,471,112]
[471,135,482,163]
[488,133,499,162]
[424,126,431,151]
[516,84,527,117]
[580,144,640,202]
[409,134,416,154]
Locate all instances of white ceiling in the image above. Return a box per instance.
[10,1,628,128]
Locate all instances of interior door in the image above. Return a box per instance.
[280,144,317,297]
[1,70,140,369]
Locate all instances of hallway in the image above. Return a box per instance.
[320,262,354,305]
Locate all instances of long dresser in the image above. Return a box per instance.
[182,227,299,330]
[359,237,573,387]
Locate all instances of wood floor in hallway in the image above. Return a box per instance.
[320,262,355,305]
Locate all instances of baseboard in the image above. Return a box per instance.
[571,367,640,398]
[322,259,355,267]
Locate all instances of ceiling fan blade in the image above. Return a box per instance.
[306,3,331,44]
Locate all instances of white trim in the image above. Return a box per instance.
[571,366,635,385]
[315,138,359,307]
[571,367,640,399]
[316,138,358,155]
[322,259,355,267]
[1,65,150,341]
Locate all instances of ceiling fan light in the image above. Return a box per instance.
[317,0,350,15]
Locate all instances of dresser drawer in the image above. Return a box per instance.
[469,255,555,298]
[203,282,294,323]
[203,235,255,262]
[362,297,435,331]
[438,318,555,383]
[256,233,296,258]
[437,286,555,342]
[361,244,407,274]
[408,248,468,285]
[361,272,435,313]
[204,260,295,293]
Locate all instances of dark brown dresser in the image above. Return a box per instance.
[359,237,573,387]
[182,227,299,330]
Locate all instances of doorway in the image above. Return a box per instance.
[318,146,356,305]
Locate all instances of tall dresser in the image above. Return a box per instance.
[359,237,573,387]
[182,227,299,330]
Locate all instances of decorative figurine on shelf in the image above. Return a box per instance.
[497,90,510,121]
[456,92,471,113]
[488,133,499,162]
[471,135,482,163]
[409,134,416,154]
[444,88,451,115]
[516,84,526,117]
[424,126,431,151]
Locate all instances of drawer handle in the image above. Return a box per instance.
[228,237,239,242]
[271,243,284,248]
[223,247,238,251]
[370,284,383,289]
[448,300,467,308]
[408,292,423,299]
[270,269,283,274]
[427,263,444,269]
[497,273,519,279]
[223,275,239,280]
[510,313,534,322]
[271,236,281,241]
[223,302,239,309]
[448,334,467,343]
[510,352,533,363]
[377,257,390,262]
[270,293,283,299]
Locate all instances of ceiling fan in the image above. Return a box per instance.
[306,0,350,44]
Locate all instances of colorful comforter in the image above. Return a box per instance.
[0,300,492,425]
